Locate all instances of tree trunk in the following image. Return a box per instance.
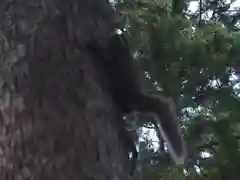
[0,0,131,179]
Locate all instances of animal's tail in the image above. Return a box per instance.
[134,94,187,165]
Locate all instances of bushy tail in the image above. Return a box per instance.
[133,94,187,165]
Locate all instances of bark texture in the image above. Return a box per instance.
[0,0,131,179]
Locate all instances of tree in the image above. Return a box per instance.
[0,0,134,179]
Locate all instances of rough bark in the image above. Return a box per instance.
[0,0,131,179]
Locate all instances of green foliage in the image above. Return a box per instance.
[115,0,240,179]
[161,167,187,180]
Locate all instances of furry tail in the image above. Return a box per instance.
[133,94,187,165]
